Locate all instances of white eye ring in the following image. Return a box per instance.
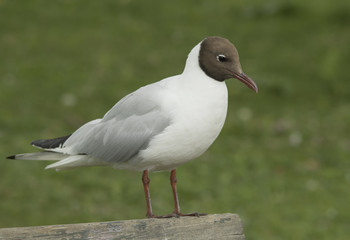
[216,54,227,62]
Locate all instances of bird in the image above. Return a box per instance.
[7,36,258,218]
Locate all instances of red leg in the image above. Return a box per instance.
[142,169,206,218]
[170,169,181,215]
[163,169,206,218]
[142,170,155,218]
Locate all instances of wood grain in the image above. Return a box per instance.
[0,213,245,240]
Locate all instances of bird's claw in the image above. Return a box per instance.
[148,211,207,218]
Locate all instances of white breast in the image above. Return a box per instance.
[137,73,228,172]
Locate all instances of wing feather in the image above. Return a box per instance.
[62,84,171,163]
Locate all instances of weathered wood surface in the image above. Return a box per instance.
[0,213,244,240]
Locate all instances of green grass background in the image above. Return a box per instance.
[1,0,350,239]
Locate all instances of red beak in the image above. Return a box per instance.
[232,72,258,93]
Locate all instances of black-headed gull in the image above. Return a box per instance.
[8,36,258,218]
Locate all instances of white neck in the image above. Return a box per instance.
[181,41,226,90]
[182,42,203,76]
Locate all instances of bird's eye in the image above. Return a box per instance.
[216,54,227,62]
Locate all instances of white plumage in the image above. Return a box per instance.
[8,36,258,218]
[13,41,228,172]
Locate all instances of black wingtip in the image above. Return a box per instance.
[6,155,16,159]
[31,134,71,149]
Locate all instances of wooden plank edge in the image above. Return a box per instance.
[0,213,245,240]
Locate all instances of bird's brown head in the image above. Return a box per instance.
[199,36,258,93]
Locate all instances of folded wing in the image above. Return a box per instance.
[62,84,171,163]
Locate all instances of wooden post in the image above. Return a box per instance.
[0,213,244,239]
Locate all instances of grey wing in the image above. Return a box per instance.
[63,84,171,163]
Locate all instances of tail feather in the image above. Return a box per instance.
[7,152,67,161]
[45,155,108,171]
[7,151,108,171]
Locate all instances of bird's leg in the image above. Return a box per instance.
[170,169,181,215]
[142,169,206,218]
[142,170,155,218]
[162,169,207,218]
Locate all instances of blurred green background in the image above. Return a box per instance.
[1,0,350,239]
